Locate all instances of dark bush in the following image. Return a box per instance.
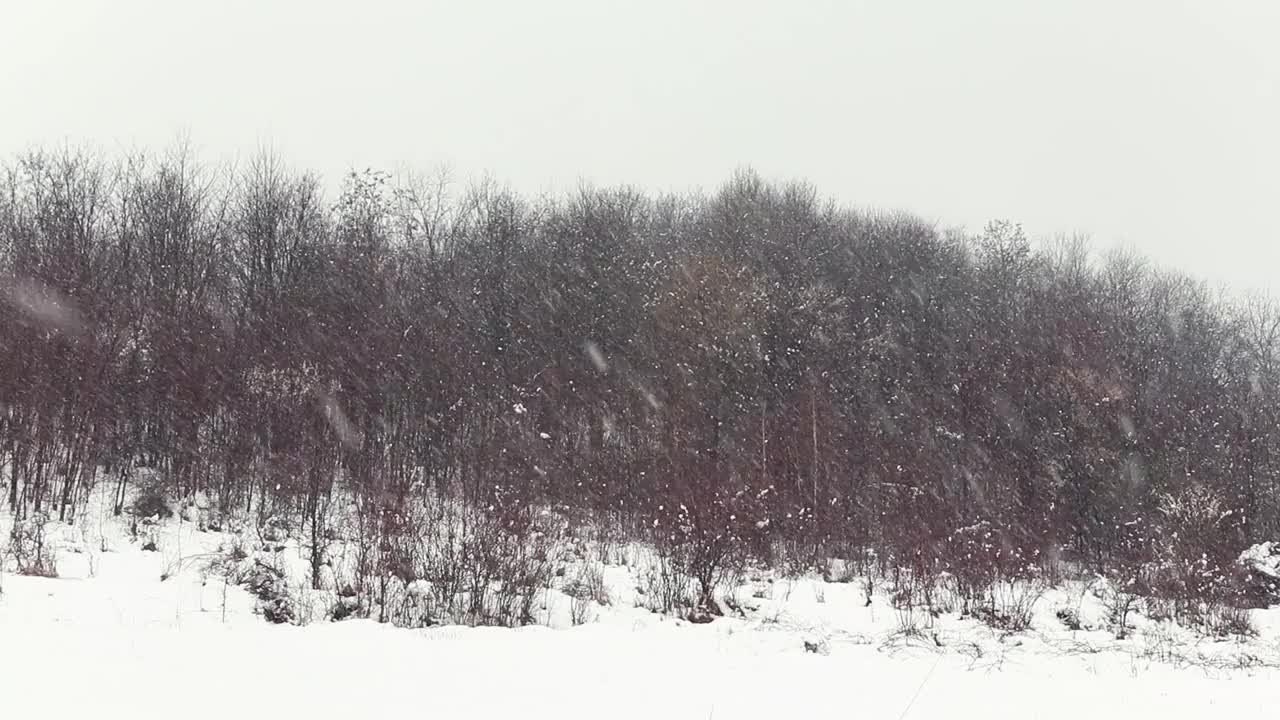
[241,559,297,625]
[130,486,173,520]
[1056,606,1082,631]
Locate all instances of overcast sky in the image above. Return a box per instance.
[2,0,1277,292]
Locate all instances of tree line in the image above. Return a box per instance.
[2,145,1278,614]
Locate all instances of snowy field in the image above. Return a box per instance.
[3,505,1279,719]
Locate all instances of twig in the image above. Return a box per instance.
[896,655,941,720]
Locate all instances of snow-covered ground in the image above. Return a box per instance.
[3,502,1279,719]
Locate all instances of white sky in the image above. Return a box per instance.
[2,0,1277,292]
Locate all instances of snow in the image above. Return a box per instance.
[2,504,1279,718]
[1242,542,1280,579]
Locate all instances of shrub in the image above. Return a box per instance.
[360,496,566,629]
[646,482,763,618]
[639,551,695,614]
[129,474,173,520]
[986,575,1047,632]
[944,521,999,614]
[936,520,1048,632]
[1147,485,1241,621]
[1204,604,1256,639]
[331,596,358,622]
[1056,606,1082,631]
[8,515,57,578]
[1144,595,1174,623]
[1141,622,1181,664]
[772,537,823,580]
[1096,577,1142,639]
[258,515,291,544]
[135,515,162,552]
[652,517,747,615]
[889,566,926,634]
[240,558,297,625]
[892,595,920,636]
[563,563,610,607]
[569,593,596,626]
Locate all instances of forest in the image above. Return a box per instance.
[2,145,1278,628]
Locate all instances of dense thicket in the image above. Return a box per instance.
[2,147,1278,604]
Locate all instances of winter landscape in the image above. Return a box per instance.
[5,1,1280,717]
[3,154,1280,718]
